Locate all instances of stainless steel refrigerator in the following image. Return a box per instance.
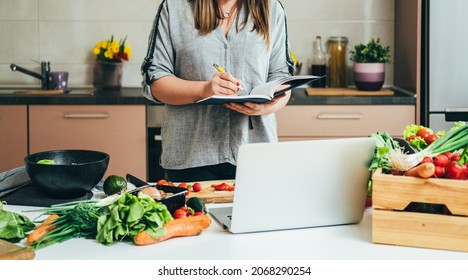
[421,0,468,131]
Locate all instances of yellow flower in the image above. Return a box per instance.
[92,35,131,62]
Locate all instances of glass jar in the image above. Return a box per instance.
[327,36,348,88]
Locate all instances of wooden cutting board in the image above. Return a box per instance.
[186,180,235,204]
[0,239,35,260]
[306,88,393,96]
[14,89,64,95]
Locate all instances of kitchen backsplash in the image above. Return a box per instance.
[0,0,394,88]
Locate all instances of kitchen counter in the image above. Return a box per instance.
[2,203,466,260]
[0,87,415,106]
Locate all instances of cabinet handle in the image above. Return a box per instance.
[154,135,162,141]
[317,114,363,120]
[63,113,109,119]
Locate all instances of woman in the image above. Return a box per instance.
[141,0,295,182]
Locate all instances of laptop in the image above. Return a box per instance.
[209,137,376,233]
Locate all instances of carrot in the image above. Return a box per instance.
[169,214,212,229]
[133,214,211,246]
[26,214,59,245]
[404,162,436,178]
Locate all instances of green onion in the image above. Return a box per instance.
[390,124,468,171]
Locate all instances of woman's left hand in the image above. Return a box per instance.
[224,92,290,116]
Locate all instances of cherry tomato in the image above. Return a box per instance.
[178,182,190,195]
[433,154,449,167]
[173,207,188,219]
[193,212,203,216]
[407,135,418,142]
[157,179,175,186]
[157,179,168,185]
[416,128,431,139]
[424,134,439,145]
[192,182,202,192]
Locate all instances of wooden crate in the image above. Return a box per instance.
[372,169,468,252]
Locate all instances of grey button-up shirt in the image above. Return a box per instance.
[142,0,294,170]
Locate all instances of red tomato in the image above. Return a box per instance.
[173,207,188,219]
[434,165,445,178]
[157,179,175,186]
[407,135,418,142]
[445,161,468,180]
[416,128,431,139]
[451,153,461,162]
[212,182,235,191]
[192,182,202,192]
[178,183,190,195]
[424,134,439,145]
[433,154,449,167]
[444,151,454,159]
[193,212,203,216]
[157,179,169,185]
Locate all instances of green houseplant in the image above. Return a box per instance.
[350,38,391,91]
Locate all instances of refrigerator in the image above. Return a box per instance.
[421,0,468,132]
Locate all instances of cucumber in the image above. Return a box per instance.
[186,197,206,214]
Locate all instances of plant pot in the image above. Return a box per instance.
[353,62,385,91]
[93,60,123,89]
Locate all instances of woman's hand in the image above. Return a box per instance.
[205,72,242,97]
[224,92,291,116]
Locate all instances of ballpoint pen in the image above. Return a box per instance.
[213,63,244,90]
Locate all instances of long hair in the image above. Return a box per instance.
[191,0,270,46]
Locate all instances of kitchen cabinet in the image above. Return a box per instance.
[28,105,146,179]
[0,105,28,171]
[276,105,415,141]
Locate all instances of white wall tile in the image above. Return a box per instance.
[0,0,38,20]
[0,21,39,63]
[38,0,160,21]
[0,0,395,88]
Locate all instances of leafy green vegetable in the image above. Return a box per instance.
[29,202,101,249]
[0,202,35,243]
[96,192,173,245]
[369,131,401,172]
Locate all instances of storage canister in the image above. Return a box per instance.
[327,36,348,88]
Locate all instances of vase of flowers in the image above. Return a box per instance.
[92,36,131,89]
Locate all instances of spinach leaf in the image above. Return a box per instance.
[0,202,35,243]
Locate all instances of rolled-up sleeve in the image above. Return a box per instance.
[141,0,175,103]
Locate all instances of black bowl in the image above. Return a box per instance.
[25,150,110,199]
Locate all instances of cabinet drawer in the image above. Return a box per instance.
[29,105,146,179]
[0,105,27,171]
[276,105,415,138]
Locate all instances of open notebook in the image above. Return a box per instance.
[209,137,375,233]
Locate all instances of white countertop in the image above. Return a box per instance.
[3,203,468,260]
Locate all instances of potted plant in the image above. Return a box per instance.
[349,38,391,91]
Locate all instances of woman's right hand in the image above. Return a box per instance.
[205,72,242,97]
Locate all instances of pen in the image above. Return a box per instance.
[213,63,244,90]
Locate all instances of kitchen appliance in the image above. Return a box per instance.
[146,105,165,182]
[421,0,468,131]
